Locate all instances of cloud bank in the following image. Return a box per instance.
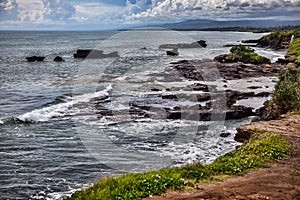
[0,0,299,29]
[125,0,300,23]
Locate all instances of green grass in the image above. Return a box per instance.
[227,45,270,64]
[264,67,300,118]
[260,29,300,65]
[287,38,300,64]
[263,29,300,40]
[66,131,291,200]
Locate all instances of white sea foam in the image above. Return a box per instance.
[17,84,113,123]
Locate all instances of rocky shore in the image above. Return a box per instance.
[66,29,299,200]
[144,114,300,200]
[113,59,285,124]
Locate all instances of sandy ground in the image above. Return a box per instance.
[143,114,300,200]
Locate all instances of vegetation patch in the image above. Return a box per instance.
[287,38,300,64]
[66,131,290,200]
[227,45,270,64]
[258,29,300,50]
[262,67,300,119]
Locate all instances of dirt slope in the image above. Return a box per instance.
[144,114,300,200]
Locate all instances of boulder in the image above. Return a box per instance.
[197,40,207,47]
[54,56,64,62]
[166,48,179,56]
[214,54,229,63]
[26,56,45,62]
[235,127,255,143]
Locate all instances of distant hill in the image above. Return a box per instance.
[160,19,300,30]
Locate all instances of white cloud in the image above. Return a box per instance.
[0,0,19,20]
[125,0,300,23]
[72,2,124,25]
[42,0,75,21]
[0,0,76,24]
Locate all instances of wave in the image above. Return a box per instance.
[16,84,113,123]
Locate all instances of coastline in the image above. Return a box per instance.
[66,29,299,200]
[143,114,300,200]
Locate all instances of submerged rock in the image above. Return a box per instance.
[54,56,64,62]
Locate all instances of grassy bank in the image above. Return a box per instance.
[67,131,290,200]
[228,45,270,64]
[258,29,300,65]
[287,37,300,64]
[262,67,300,119]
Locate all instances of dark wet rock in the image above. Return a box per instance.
[276,58,291,65]
[170,60,189,64]
[226,90,255,107]
[53,56,64,62]
[220,132,231,138]
[160,40,207,49]
[190,83,209,92]
[26,56,45,62]
[247,86,263,89]
[255,92,271,97]
[166,48,179,56]
[162,94,178,100]
[241,39,260,44]
[226,106,254,120]
[151,88,162,92]
[197,94,211,102]
[197,40,207,48]
[74,49,119,59]
[235,126,254,143]
[167,59,285,82]
[74,49,92,58]
[214,54,229,63]
[252,105,278,121]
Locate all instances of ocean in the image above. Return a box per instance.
[0,30,284,199]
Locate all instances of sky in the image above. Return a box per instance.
[0,0,300,30]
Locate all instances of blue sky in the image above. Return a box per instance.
[0,0,299,30]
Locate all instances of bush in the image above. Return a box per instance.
[264,67,300,118]
[228,45,270,64]
[287,38,300,64]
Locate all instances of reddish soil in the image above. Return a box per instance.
[143,114,300,200]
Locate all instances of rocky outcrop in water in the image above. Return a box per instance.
[74,49,119,59]
[54,56,64,62]
[214,45,271,65]
[166,48,179,56]
[160,40,207,49]
[26,56,45,62]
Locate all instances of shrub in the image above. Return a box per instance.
[287,38,300,64]
[264,67,300,118]
[228,45,270,64]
